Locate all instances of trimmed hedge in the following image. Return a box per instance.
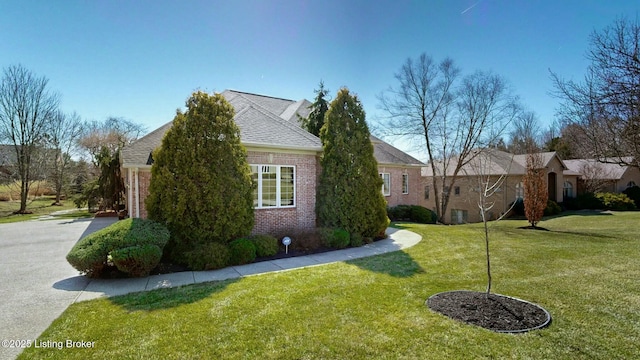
[387,205,437,224]
[110,244,163,277]
[320,228,350,249]
[184,242,230,271]
[66,218,170,278]
[229,238,257,265]
[250,235,279,257]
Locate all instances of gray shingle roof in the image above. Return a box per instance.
[371,136,424,166]
[564,158,634,180]
[122,90,321,167]
[422,149,569,177]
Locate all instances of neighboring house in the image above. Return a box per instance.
[563,158,640,194]
[0,144,16,180]
[373,136,424,208]
[421,149,570,224]
[121,90,423,235]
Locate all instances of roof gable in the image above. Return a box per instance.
[122,91,321,167]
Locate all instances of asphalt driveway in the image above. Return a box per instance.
[0,217,116,360]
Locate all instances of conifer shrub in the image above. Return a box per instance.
[622,186,640,208]
[184,242,230,271]
[110,244,163,277]
[544,200,562,216]
[229,238,257,265]
[349,232,364,247]
[250,235,279,257]
[320,228,350,249]
[146,91,254,264]
[66,218,170,277]
[316,88,388,238]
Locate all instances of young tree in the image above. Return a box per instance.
[471,149,516,295]
[300,81,330,137]
[0,65,60,213]
[523,152,548,228]
[551,17,640,169]
[379,54,519,223]
[146,91,254,261]
[46,111,84,205]
[317,88,388,238]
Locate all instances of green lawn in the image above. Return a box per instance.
[19,212,640,359]
[0,196,90,223]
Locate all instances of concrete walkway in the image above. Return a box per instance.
[73,227,422,302]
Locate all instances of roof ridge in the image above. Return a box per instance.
[244,102,321,143]
[225,89,295,103]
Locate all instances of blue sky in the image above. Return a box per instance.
[2,0,639,158]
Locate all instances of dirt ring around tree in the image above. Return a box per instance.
[426,290,551,333]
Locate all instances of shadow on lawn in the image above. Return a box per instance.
[348,249,425,278]
[107,277,242,312]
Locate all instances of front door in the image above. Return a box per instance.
[548,172,557,202]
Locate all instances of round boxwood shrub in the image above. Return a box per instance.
[250,235,279,257]
[66,218,170,278]
[110,244,163,277]
[386,205,436,224]
[185,242,230,271]
[229,238,257,265]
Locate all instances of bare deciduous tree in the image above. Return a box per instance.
[46,111,84,205]
[551,17,640,169]
[379,53,519,223]
[0,65,60,213]
[79,117,145,165]
[508,110,541,154]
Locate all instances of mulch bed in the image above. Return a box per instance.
[427,290,551,333]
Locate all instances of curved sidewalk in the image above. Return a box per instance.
[74,227,422,302]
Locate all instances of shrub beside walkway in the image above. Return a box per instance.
[74,228,422,302]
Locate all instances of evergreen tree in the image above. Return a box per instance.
[316,88,389,239]
[301,81,329,137]
[146,91,254,261]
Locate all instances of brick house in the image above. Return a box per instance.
[421,149,574,224]
[121,90,423,235]
[563,158,640,194]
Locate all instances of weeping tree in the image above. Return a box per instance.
[316,88,388,239]
[146,91,254,262]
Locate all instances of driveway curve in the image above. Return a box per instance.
[0,217,116,360]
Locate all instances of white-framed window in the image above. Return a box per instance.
[424,185,430,200]
[515,182,524,200]
[451,209,468,224]
[380,173,391,196]
[402,174,409,194]
[563,181,574,199]
[250,165,295,208]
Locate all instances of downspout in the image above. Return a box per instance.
[127,167,133,218]
[135,168,140,218]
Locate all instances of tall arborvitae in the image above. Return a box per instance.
[146,91,254,261]
[301,81,329,137]
[316,88,389,239]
